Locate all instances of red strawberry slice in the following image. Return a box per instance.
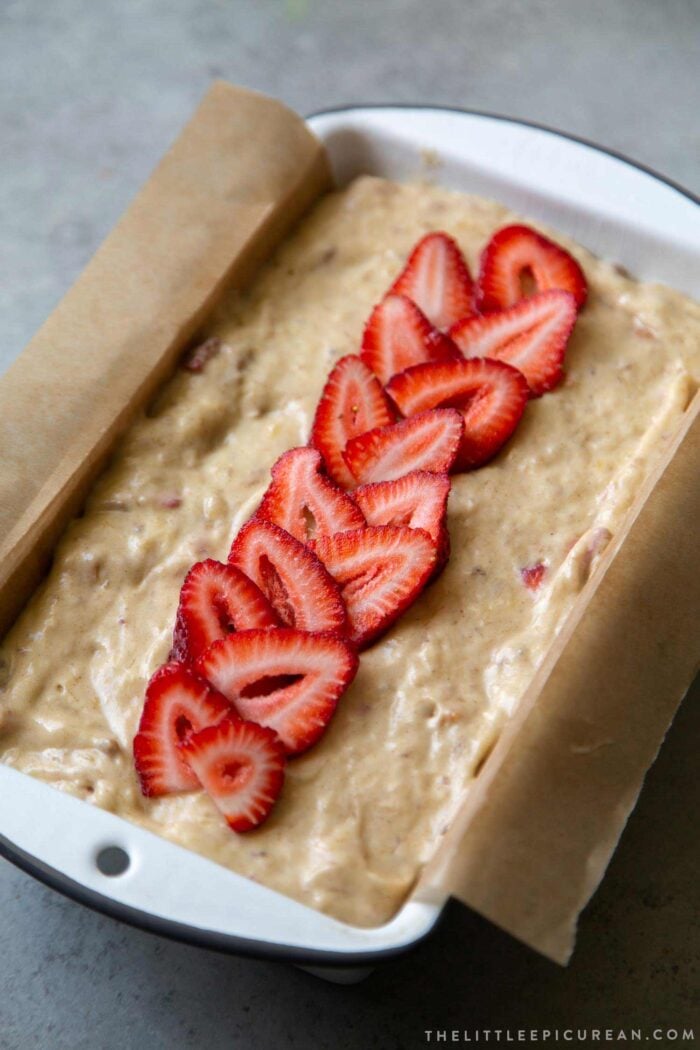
[171,559,278,664]
[197,628,358,755]
[386,358,528,470]
[310,526,437,648]
[310,354,394,489]
[343,408,464,485]
[450,289,577,396]
[133,662,232,797]
[229,519,347,635]
[360,294,461,385]
[390,232,475,329]
[477,224,588,312]
[179,714,285,832]
[354,470,451,567]
[256,446,365,543]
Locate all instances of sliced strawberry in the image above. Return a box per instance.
[360,294,461,385]
[477,224,588,312]
[171,559,278,664]
[256,446,365,543]
[353,471,451,566]
[310,526,437,648]
[133,662,232,797]
[310,354,394,489]
[450,289,577,396]
[197,628,358,755]
[390,232,475,329]
[386,358,528,470]
[343,408,463,485]
[229,519,347,635]
[179,713,285,832]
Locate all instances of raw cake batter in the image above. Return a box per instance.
[1,177,698,926]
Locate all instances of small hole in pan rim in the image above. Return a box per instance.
[95,845,131,877]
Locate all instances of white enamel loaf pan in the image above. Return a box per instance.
[1,104,698,974]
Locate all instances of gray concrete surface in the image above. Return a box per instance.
[1,1,699,1046]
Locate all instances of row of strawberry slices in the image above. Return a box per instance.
[133,221,587,833]
[133,457,447,830]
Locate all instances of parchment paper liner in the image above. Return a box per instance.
[0,82,330,634]
[1,81,697,965]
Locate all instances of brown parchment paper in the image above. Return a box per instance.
[0,81,698,964]
[418,391,700,963]
[0,81,330,634]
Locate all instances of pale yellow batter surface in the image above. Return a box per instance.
[1,177,698,926]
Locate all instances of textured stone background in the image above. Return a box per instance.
[1,1,698,1047]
